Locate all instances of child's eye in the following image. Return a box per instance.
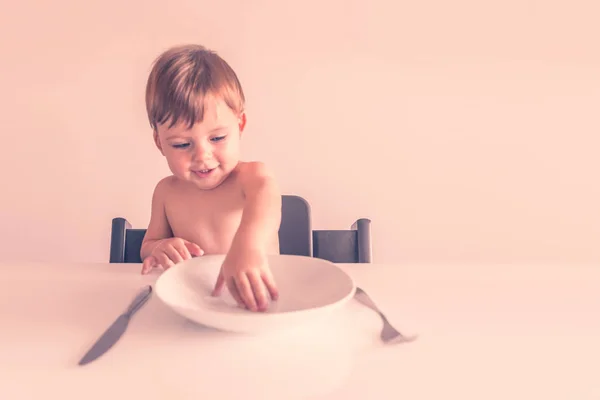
[172,143,190,149]
[210,136,226,142]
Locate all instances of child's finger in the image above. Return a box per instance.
[211,271,226,296]
[156,253,175,270]
[247,272,269,311]
[261,269,279,301]
[164,245,183,264]
[141,256,155,274]
[174,242,192,260]
[184,241,204,257]
[235,274,258,312]
[227,279,246,309]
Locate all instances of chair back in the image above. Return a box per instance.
[278,195,312,257]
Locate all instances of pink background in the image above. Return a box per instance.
[1,0,598,265]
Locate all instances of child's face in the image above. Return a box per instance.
[153,95,246,190]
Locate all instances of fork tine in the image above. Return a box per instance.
[354,286,417,344]
[383,333,419,345]
[381,325,417,343]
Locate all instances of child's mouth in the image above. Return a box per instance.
[193,168,215,178]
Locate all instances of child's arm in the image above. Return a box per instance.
[212,162,281,311]
[140,178,173,260]
[232,162,282,252]
[140,178,203,274]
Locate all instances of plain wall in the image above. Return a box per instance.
[1,0,598,265]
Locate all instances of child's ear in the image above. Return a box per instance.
[238,111,247,135]
[153,130,165,155]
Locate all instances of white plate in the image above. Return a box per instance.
[154,254,356,334]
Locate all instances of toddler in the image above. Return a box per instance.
[140,44,280,312]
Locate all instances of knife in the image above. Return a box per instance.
[78,285,153,366]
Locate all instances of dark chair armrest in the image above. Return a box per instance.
[110,217,132,263]
[352,218,372,263]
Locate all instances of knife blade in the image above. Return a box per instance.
[78,285,153,366]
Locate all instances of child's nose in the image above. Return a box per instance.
[193,144,212,161]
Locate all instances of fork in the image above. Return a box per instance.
[354,287,418,344]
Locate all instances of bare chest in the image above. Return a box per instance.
[164,184,245,254]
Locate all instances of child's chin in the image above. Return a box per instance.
[190,176,224,190]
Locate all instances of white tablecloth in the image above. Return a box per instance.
[1,261,599,399]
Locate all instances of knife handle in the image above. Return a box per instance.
[125,285,153,317]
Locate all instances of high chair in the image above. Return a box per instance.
[109,195,371,264]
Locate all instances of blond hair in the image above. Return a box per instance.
[145,44,245,130]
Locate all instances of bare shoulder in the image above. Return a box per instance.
[152,175,178,200]
[155,175,178,190]
[236,161,277,183]
[236,162,280,200]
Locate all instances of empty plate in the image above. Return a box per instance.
[154,254,356,334]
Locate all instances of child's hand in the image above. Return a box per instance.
[141,238,204,274]
[211,246,279,312]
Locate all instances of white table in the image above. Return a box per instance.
[1,261,599,399]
